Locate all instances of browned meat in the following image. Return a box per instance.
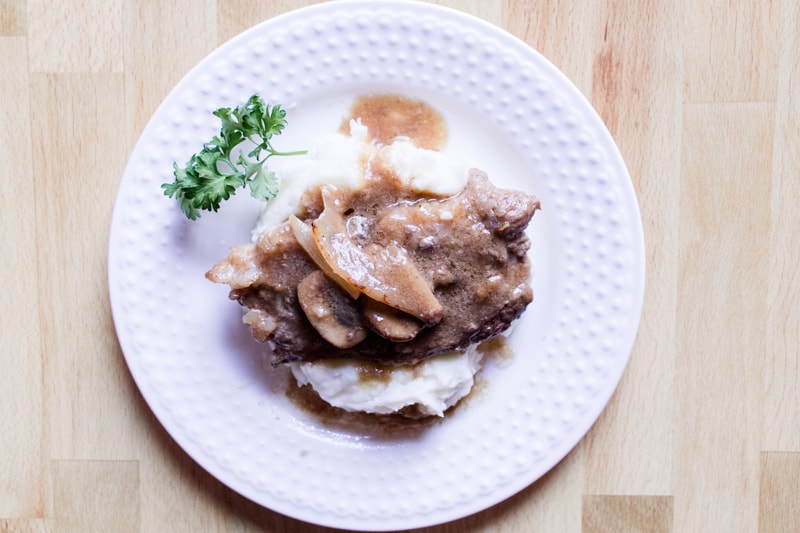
[207,168,540,367]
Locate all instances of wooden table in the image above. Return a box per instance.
[2,1,798,531]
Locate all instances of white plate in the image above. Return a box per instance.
[108,1,645,530]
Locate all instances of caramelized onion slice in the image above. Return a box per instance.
[288,215,361,300]
[360,297,424,341]
[312,187,443,325]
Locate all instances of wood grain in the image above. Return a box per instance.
[52,460,140,533]
[759,452,800,532]
[674,101,772,532]
[0,36,42,520]
[29,73,135,462]
[583,495,672,533]
[27,0,123,73]
[763,0,800,453]
[1,1,799,531]
[0,0,25,35]
[683,0,780,102]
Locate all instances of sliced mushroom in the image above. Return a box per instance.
[360,297,424,342]
[312,186,443,326]
[296,270,368,349]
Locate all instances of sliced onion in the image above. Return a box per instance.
[311,187,443,325]
[288,215,361,300]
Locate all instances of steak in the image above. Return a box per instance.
[207,168,540,366]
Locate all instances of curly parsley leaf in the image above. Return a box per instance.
[161,94,306,220]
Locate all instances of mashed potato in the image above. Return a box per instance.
[252,120,469,240]
[290,346,483,417]
[253,120,485,417]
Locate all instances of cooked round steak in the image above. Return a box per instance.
[207,169,540,367]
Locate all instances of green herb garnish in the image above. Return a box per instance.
[162,94,306,220]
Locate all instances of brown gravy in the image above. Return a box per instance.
[287,380,441,438]
[356,361,395,384]
[286,335,517,431]
[340,94,447,150]
[476,335,515,363]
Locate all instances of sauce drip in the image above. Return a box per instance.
[340,94,448,150]
[287,381,443,432]
[476,335,515,363]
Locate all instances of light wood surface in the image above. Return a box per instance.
[1,1,798,531]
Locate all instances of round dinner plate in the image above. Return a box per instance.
[108,1,645,530]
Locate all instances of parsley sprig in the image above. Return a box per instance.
[162,94,306,220]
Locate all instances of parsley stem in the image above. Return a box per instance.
[269,149,308,157]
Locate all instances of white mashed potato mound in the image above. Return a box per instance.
[290,346,483,417]
[254,120,483,416]
[382,138,468,197]
[251,120,470,240]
